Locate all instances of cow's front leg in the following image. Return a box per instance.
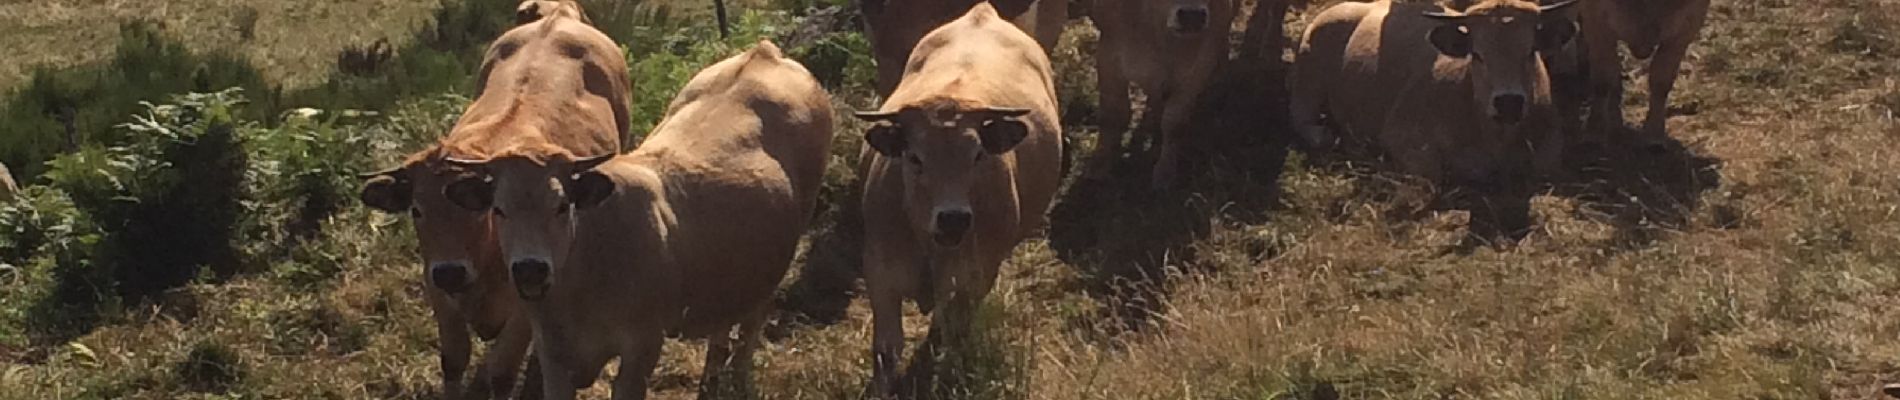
[610,332,663,400]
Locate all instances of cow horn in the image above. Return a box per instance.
[981,107,1032,118]
[1422,8,1467,21]
[853,110,899,122]
[442,157,490,171]
[1540,0,1581,13]
[357,166,403,180]
[571,153,614,172]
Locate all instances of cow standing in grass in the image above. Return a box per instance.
[856,4,1062,398]
[1290,0,1577,185]
[440,41,833,400]
[358,6,628,399]
[1578,0,1709,146]
[1087,0,1236,189]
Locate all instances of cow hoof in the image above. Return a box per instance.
[1884,383,1900,398]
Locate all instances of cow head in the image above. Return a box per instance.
[1137,0,1230,36]
[360,152,499,295]
[441,151,614,301]
[1424,0,1578,124]
[857,100,1030,248]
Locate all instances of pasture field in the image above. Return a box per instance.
[2,0,1899,399]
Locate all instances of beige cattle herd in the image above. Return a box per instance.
[346,0,1709,398]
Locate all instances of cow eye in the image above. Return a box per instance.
[492,207,508,219]
[409,207,422,219]
[907,154,924,169]
[556,202,572,215]
[973,151,985,163]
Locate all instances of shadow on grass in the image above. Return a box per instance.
[1046,11,1296,335]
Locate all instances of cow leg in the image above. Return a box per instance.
[729,307,768,386]
[516,352,544,400]
[431,299,472,400]
[1638,4,1707,148]
[698,324,737,399]
[1152,59,1218,190]
[611,332,664,400]
[533,334,578,400]
[471,317,535,399]
[865,247,911,399]
[1581,21,1627,145]
[1089,40,1133,179]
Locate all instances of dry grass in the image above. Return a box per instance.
[6,0,1900,399]
[0,0,438,92]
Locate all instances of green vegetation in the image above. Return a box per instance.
[2,0,1899,399]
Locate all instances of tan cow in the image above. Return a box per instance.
[1289,0,1576,185]
[359,10,628,400]
[516,0,591,25]
[439,40,833,400]
[1089,0,1236,189]
[861,0,1067,97]
[0,161,15,201]
[1578,0,1709,145]
[855,3,1062,398]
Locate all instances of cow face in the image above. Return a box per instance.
[1140,0,1227,36]
[1426,0,1578,124]
[360,159,497,295]
[442,154,613,301]
[857,103,1030,248]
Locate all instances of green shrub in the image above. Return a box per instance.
[0,23,274,181]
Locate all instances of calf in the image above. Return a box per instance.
[1289,0,1576,185]
[1579,0,1709,145]
[441,41,833,400]
[856,3,1062,398]
[1089,0,1236,188]
[358,9,628,399]
[861,0,1068,97]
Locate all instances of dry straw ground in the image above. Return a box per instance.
[4,0,1900,399]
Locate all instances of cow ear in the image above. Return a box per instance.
[864,122,908,157]
[1536,20,1578,52]
[359,170,411,212]
[978,115,1030,155]
[1428,24,1472,58]
[515,1,545,25]
[568,170,614,210]
[444,175,494,212]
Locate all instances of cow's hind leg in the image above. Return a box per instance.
[1581,21,1627,145]
[1089,40,1134,180]
[1638,2,1708,149]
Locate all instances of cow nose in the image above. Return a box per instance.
[511,260,552,300]
[1172,8,1209,33]
[429,263,471,294]
[932,211,974,247]
[1491,94,1527,123]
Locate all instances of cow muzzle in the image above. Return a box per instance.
[1491,94,1527,124]
[1170,7,1210,34]
[429,263,472,294]
[511,259,552,301]
[931,210,974,247]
